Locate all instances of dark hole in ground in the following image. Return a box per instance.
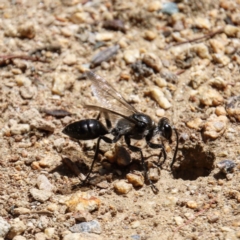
[173,144,215,180]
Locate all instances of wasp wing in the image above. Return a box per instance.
[85,71,138,117]
[84,104,136,124]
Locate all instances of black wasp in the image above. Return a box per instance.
[62,71,179,192]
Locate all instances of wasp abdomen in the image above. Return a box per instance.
[62,119,108,140]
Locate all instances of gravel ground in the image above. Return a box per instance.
[0,0,240,239]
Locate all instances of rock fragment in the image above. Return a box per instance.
[226,95,240,121]
[30,188,52,202]
[142,53,162,72]
[113,180,132,194]
[186,118,203,130]
[17,22,35,39]
[52,73,75,96]
[65,192,100,212]
[123,50,140,64]
[147,86,172,109]
[37,175,55,192]
[63,233,103,240]
[199,87,224,106]
[203,115,228,139]
[7,219,26,239]
[30,118,55,132]
[69,220,101,234]
[126,173,144,187]
[0,217,11,238]
[10,124,30,135]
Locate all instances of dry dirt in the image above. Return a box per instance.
[0,0,240,239]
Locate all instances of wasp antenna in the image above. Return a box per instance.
[170,128,179,170]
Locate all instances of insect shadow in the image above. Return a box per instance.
[62,71,179,193]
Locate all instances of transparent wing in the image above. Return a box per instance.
[85,71,137,117]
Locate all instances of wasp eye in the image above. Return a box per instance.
[158,118,172,140]
[163,124,172,140]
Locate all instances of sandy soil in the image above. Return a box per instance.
[0,0,240,239]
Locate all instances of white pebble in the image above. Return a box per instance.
[0,217,11,238]
[30,188,52,202]
[113,180,132,194]
[148,86,172,109]
[123,49,140,64]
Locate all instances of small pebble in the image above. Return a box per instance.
[131,235,141,240]
[130,221,140,229]
[72,210,93,222]
[69,220,101,234]
[144,30,157,41]
[224,25,239,37]
[63,54,77,66]
[186,118,203,130]
[0,217,11,238]
[212,53,230,66]
[54,138,66,152]
[147,1,162,12]
[142,53,162,72]
[199,86,224,106]
[12,236,27,240]
[19,108,41,123]
[91,45,119,67]
[190,68,208,89]
[226,95,240,121]
[52,73,75,96]
[193,43,211,59]
[174,216,184,226]
[155,108,165,117]
[12,207,31,215]
[7,218,26,239]
[15,75,31,87]
[34,232,46,240]
[65,192,100,212]
[216,160,236,174]
[44,228,55,239]
[220,226,233,232]
[203,115,228,139]
[17,22,35,39]
[147,86,172,109]
[209,39,225,53]
[20,86,36,99]
[208,76,227,89]
[155,77,167,88]
[126,173,144,187]
[194,18,211,29]
[161,2,178,15]
[207,212,220,223]
[114,145,131,167]
[63,233,103,240]
[70,12,89,24]
[37,175,55,192]
[95,32,114,42]
[148,168,160,181]
[4,23,18,37]
[46,203,58,212]
[10,124,30,135]
[113,180,132,194]
[123,49,140,64]
[186,200,198,209]
[30,188,52,202]
[30,118,55,132]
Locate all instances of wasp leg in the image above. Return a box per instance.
[146,141,167,168]
[82,135,121,184]
[125,136,159,193]
[170,128,179,171]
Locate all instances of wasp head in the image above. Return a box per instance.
[158,117,172,141]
